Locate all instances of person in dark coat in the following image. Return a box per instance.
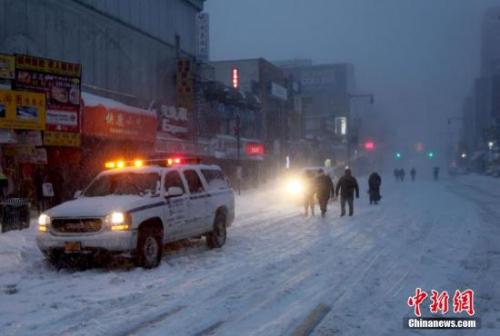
[368,172,382,205]
[303,170,316,216]
[400,168,406,182]
[314,169,335,217]
[410,168,416,181]
[335,168,359,217]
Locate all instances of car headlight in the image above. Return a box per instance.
[38,214,51,232]
[285,179,304,194]
[105,212,130,231]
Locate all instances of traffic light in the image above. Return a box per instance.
[395,152,402,160]
[364,141,375,151]
[428,151,434,159]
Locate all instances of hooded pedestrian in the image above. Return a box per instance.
[314,169,335,217]
[335,168,359,217]
[368,172,382,205]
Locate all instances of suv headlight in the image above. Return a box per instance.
[105,211,130,231]
[38,214,51,233]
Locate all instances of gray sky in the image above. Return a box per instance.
[206,0,498,154]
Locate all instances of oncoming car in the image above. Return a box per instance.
[36,158,235,268]
[283,166,336,198]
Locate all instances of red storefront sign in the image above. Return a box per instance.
[245,143,265,156]
[82,95,157,142]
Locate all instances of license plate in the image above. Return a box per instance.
[64,242,81,253]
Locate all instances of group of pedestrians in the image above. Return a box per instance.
[394,168,417,182]
[303,167,364,218]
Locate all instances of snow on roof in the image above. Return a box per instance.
[82,92,156,117]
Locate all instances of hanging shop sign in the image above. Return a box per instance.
[43,131,81,147]
[0,54,15,79]
[0,89,46,130]
[158,105,189,139]
[14,54,81,132]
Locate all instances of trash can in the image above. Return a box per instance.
[0,198,31,233]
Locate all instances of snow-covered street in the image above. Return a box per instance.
[1,175,499,336]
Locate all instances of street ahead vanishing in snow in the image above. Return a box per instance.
[1,175,499,336]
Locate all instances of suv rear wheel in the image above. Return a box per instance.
[207,213,227,249]
[136,226,163,268]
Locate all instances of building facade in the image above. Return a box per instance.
[0,0,204,107]
[281,62,356,165]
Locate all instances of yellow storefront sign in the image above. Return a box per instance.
[43,131,81,147]
[0,54,15,79]
[0,90,46,130]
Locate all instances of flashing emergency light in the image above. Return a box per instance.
[105,159,143,169]
[104,157,201,169]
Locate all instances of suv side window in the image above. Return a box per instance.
[201,169,228,190]
[183,170,205,194]
[164,171,185,192]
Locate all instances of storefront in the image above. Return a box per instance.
[80,92,157,186]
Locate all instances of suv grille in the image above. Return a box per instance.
[51,218,102,233]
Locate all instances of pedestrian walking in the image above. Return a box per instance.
[314,169,335,217]
[303,170,316,216]
[400,168,406,182]
[433,167,440,181]
[410,168,416,181]
[368,172,382,205]
[335,168,359,217]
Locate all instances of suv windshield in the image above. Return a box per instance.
[84,172,160,197]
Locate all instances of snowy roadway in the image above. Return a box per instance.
[0,175,499,336]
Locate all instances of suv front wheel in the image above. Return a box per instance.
[136,226,163,268]
[207,213,227,249]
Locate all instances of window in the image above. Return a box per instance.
[84,173,159,197]
[183,170,205,194]
[164,171,185,193]
[201,169,228,190]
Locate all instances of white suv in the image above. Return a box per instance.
[36,160,235,268]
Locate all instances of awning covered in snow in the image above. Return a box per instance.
[82,92,157,142]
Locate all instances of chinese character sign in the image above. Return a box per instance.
[408,288,475,317]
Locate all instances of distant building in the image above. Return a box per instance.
[481,7,500,77]
[280,62,356,163]
[0,0,204,107]
[211,58,291,157]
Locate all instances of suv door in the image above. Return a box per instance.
[182,169,210,235]
[163,170,188,242]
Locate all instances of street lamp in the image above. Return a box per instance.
[461,153,467,159]
[488,141,494,150]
